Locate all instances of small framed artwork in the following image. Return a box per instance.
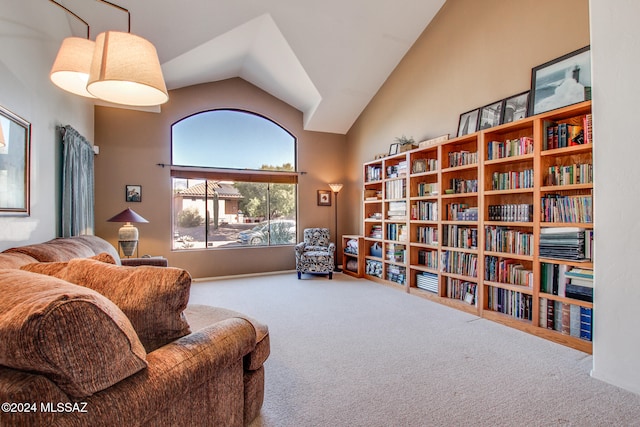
[478,100,504,130]
[388,143,400,156]
[530,45,591,115]
[317,190,331,206]
[457,108,479,137]
[126,185,142,202]
[501,91,529,124]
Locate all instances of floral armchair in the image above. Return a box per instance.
[295,228,336,279]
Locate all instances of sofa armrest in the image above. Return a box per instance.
[121,257,168,267]
[26,318,256,427]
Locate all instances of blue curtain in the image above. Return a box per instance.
[61,125,94,237]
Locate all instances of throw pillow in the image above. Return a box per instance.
[20,252,117,277]
[62,259,192,352]
[0,269,147,398]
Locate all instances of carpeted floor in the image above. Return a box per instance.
[187,272,640,427]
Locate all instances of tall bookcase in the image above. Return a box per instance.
[361,101,593,353]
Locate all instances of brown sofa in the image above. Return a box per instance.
[0,235,269,426]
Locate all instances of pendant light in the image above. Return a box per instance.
[87,31,168,106]
[49,1,96,99]
[48,0,168,107]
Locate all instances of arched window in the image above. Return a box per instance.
[171,110,297,250]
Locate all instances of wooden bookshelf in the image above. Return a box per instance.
[361,101,594,353]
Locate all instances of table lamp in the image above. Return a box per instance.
[107,208,148,257]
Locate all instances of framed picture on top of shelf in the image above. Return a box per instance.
[478,100,504,130]
[317,190,331,206]
[530,45,591,115]
[457,108,479,137]
[388,143,400,155]
[501,91,529,124]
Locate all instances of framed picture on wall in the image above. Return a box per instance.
[457,108,479,137]
[317,190,331,206]
[501,91,530,124]
[530,45,591,115]
[126,185,142,202]
[478,100,504,130]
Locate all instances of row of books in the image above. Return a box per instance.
[487,204,533,222]
[417,250,438,269]
[539,298,592,341]
[440,250,478,278]
[416,182,438,196]
[486,137,534,160]
[541,194,593,223]
[545,163,593,186]
[485,256,533,287]
[411,201,438,221]
[442,224,478,249]
[366,165,382,182]
[490,169,534,190]
[487,287,533,321]
[411,158,438,174]
[449,178,478,194]
[540,263,593,302]
[386,223,407,242]
[385,179,406,200]
[416,271,438,293]
[386,161,408,178]
[446,278,477,305]
[484,226,534,256]
[445,204,478,221]
[416,226,438,245]
[544,122,585,150]
[448,150,478,168]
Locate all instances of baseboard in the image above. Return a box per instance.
[192,270,296,282]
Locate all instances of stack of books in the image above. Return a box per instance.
[416,272,438,293]
[565,268,593,302]
[539,227,587,261]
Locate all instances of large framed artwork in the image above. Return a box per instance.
[530,46,591,116]
[0,105,30,216]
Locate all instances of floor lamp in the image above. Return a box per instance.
[329,183,343,272]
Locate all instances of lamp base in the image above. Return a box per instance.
[119,240,138,258]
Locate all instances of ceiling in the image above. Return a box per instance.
[50,0,446,134]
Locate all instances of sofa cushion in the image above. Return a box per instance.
[0,252,39,269]
[61,259,192,352]
[19,252,117,277]
[4,238,96,262]
[0,269,147,398]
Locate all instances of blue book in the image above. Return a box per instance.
[580,307,593,341]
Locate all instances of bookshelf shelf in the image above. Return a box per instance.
[360,101,593,353]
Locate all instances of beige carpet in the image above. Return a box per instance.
[188,272,640,427]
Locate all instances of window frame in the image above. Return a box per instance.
[170,109,298,251]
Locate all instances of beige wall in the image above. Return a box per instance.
[344,0,590,235]
[94,78,346,278]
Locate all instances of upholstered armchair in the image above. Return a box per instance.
[295,228,336,279]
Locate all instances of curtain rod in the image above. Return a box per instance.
[157,163,306,175]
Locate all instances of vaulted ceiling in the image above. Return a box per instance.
[49,0,445,134]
